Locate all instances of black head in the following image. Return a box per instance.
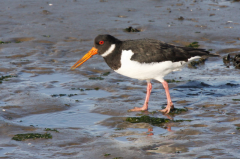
[70,34,121,70]
[94,34,121,56]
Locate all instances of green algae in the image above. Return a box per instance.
[71,87,100,91]
[71,88,85,91]
[161,107,188,115]
[165,79,182,83]
[0,41,21,44]
[51,94,66,97]
[42,35,51,37]
[186,42,200,48]
[0,75,17,83]
[102,72,110,76]
[89,76,104,80]
[126,116,170,126]
[68,94,78,97]
[0,41,11,44]
[44,128,59,133]
[12,133,52,141]
[115,128,125,131]
[104,153,111,157]
[87,72,110,80]
[126,115,191,126]
[51,94,78,97]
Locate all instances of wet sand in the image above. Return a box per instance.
[1,0,240,158]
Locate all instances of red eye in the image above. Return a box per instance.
[99,41,104,45]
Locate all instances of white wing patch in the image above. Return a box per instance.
[101,44,116,57]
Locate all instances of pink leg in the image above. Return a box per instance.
[129,82,152,111]
[147,128,154,136]
[159,80,174,114]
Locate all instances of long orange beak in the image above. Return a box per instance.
[70,47,98,70]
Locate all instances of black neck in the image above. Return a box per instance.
[102,42,122,70]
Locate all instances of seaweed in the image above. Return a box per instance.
[104,154,111,157]
[51,94,78,97]
[71,88,100,91]
[188,57,207,69]
[186,42,200,48]
[126,115,191,126]
[115,128,125,131]
[161,107,188,115]
[44,128,59,133]
[68,94,78,97]
[0,75,17,83]
[12,133,52,141]
[71,88,85,91]
[102,72,110,76]
[89,76,104,80]
[0,41,11,44]
[0,41,21,44]
[51,94,66,97]
[165,79,182,83]
[42,35,51,37]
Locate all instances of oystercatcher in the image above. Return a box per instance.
[71,35,218,114]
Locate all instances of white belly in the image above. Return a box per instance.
[115,50,200,82]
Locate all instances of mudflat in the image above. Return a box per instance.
[1,0,240,158]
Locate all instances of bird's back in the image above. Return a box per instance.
[121,39,211,64]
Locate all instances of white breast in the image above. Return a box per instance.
[115,50,200,82]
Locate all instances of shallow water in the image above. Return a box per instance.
[1,0,240,158]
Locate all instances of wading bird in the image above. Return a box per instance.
[71,35,218,114]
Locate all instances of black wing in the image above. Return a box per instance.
[122,39,210,63]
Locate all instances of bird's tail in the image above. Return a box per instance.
[186,48,220,58]
[207,53,220,57]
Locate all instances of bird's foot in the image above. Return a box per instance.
[129,106,148,112]
[159,104,174,114]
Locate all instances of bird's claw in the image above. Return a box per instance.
[159,108,171,114]
[129,106,148,112]
[159,104,174,114]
